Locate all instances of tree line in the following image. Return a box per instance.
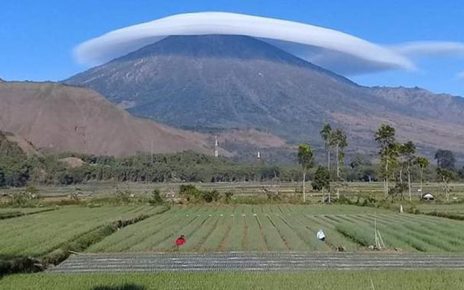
[0,128,463,189]
[297,123,464,201]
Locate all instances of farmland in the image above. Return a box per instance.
[5,181,464,201]
[86,204,464,253]
[2,270,464,290]
[0,205,164,258]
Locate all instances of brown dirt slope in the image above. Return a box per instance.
[0,82,212,156]
[0,130,41,157]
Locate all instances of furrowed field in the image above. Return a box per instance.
[0,205,165,258]
[86,204,464,253]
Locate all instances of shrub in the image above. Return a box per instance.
[224,191,234,203]
[202,190,220,203]
[266,192,281,201]
[115,189,132,204]
[148,189,163,205]
[335,195,354,205]
[179,185,202,201]
[8,191,40,207]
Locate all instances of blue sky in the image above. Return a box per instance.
[1,0,463,96]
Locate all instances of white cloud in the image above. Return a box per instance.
[392,41,464,57]
[74,12,413,75]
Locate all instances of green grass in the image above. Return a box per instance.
[6,181,464,200]
[86,204,464,253]
[87,205,374,252]
[417,203,464,217]
[0,205,162,257]
[333,213,464,252]
[0,207,52,214]
[2,271,464,290]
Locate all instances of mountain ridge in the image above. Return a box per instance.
[0,81,213,156]
[65,34,464,160]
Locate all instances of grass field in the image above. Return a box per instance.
[5,181,464,200]
[1,271,464,290]
[0,205,163,258]
[86,204,464,253]
[417,203,464,216]
[0,207,52,214]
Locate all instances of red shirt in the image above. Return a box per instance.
[176,237,186,246]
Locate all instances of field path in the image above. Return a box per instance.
[49,252,464,273]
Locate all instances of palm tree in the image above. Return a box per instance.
[374,124,398,198]
[415,156,429,195]
[320,123,332,171]
[398,141,416,201]
[298,144,314,203]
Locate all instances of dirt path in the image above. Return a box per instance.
[48,252,464,273]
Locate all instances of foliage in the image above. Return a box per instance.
[312,166,330,191]
[330,128,348,179]
[148,189,163,205]
[375,124,400,197]
[320,123,332,170]
[436,167,455,201]
[179,185,220,203]
[297,144,314,171]
[201,190,220,203]
[297,143,314,202]
[434,149,456,170]
[115,189,133,204]
[224,191,234,203]
[179,184,202,201]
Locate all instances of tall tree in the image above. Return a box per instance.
[415,156,429,195]
[330,128,348,180]
[330,128,348,199]
[436,168,454,201]
[374,124,398,198]
[297,144,314,203]
[434,149,456,170]
[398,141,416,201]
[320,123,332,172]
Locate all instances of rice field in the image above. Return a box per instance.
[0,205,162,257]
[87,205,464,253]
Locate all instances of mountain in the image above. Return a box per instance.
[65,35,464,159]
[0,82,212,156]
[0,130,40,157]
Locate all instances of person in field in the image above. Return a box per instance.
[316,229,326,241]
[175,235,186,247]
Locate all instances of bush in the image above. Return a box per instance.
[115,189,132,204]
[8,191,40,207]
[202,190,220,203]
[266,192,281,201]
[179,185,202,201]
[148,189,163,205]
[224,191,234,203]
[335,195,354,205]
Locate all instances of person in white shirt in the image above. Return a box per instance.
[317,229,326,241]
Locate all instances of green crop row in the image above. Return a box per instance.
[3,270,464,290]
[0,205,163,257]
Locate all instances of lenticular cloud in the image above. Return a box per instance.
[74,12,414,75]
